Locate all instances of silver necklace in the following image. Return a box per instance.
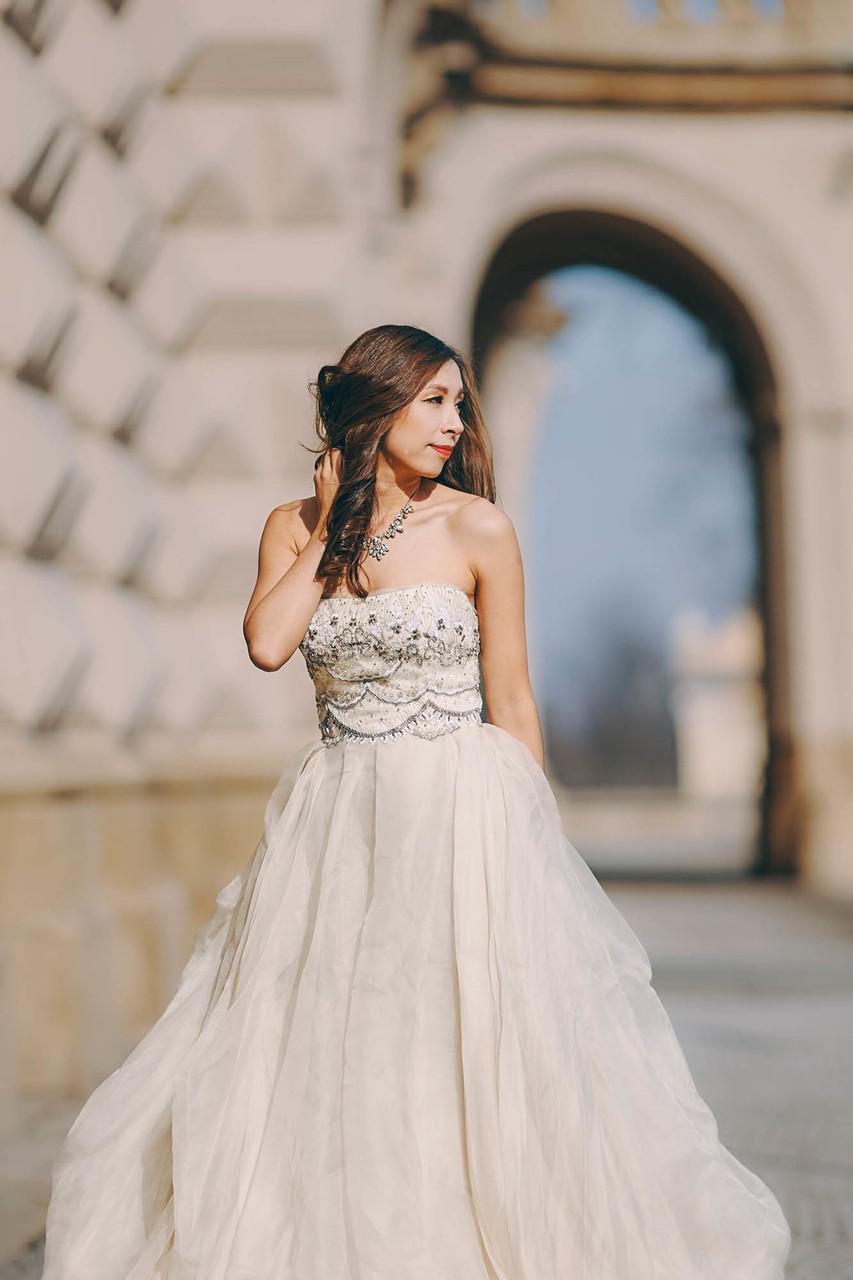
[362,480,421,561]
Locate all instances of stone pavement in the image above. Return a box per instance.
[607,882,853,1280]
[1,880,851,1279]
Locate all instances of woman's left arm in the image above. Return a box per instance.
[457,498,545,770]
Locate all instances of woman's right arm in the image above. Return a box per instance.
[242,450,342,671]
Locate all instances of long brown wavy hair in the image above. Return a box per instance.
[307,324,496,598]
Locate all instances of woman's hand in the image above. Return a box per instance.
[314,448,344,535]
[242,450,344,672]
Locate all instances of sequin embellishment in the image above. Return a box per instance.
[298,583,483,746]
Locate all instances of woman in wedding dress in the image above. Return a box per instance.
[42,323,791,1279]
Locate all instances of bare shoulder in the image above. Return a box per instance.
[261,496,320,551]
[450,496,522,589]
[451,494,517,545]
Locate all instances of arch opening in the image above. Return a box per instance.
[473,209,796,878]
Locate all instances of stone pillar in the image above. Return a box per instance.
[784,408,853,897]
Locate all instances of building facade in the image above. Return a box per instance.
[2,0,852,1111]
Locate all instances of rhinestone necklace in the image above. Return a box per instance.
[362,479,422,561]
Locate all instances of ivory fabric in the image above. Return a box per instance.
[43,582,791,1279]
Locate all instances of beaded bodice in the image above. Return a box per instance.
[298,582,483,746]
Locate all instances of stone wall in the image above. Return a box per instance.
[2,0,852,1119]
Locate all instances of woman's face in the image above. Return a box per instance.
[381,358,466,479]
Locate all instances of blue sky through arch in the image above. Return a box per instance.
[526,266,760,786]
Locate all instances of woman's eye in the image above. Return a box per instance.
[424,395,464,410]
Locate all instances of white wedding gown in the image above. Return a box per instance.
[43,581,791,1280]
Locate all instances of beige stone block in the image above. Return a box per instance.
[0,796,85,925]
[108,878,189,1048]
[152,786,218,926]
[41,0,148,130]
[0,561,90,732]
[187,595,318,739]
[93,789,160,890]
[132,236,207,348]
[798,738,853,901]
[207,780,270,888]
[53,285,161,434]
[176,0,340,95]
[267,108,341,224]
[66,585,165,736]
[140,488,213,604]
[6,919,111,1097]
[177,104,273,225]
[0,25,66,190]
[182,478,286,600]
[152,779,270,930]
[127,99,205,216]
[118,0,199,87]
[166,350,319,479]
[0,382,83,551]
[0,941,18,1127]
[0,203,75,371]
[0,783,199,1097]
[148,609,218,731]
[168,227,347,350]
[62,434,158,581]
[50,139,150,283]
[171,102,341,227]
[133,364,221,477]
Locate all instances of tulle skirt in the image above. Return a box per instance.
[43,721,791,1279]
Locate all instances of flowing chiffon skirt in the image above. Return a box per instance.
[42,721,791,1280]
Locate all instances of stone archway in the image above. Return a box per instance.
[374,11,852,891]
[470,208,799,877]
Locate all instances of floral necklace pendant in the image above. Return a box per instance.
[362,496,415,561]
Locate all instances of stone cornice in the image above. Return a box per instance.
[467,56,853,113]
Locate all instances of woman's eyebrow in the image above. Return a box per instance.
[423,383,464,396]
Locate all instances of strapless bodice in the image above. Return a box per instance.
[298,582,483,746]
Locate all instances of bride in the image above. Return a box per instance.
[42,323,791,1279]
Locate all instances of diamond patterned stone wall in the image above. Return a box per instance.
[0,0,359,1108]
